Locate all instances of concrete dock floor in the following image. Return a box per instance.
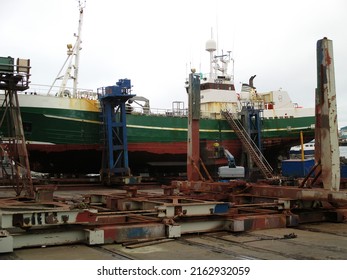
[1,222,346,260]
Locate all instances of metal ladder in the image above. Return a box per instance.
[222,109,273,179]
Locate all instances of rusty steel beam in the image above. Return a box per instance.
[249,184,347,206]
[99,223,166,244]
[2,176,347,253]
[187,70,201,181]
[225,214,288,232]
[0,208,98,229]
[295,210,346,224]
[0,228,105,253]
[316,38,340,191]
[172,179,248,195]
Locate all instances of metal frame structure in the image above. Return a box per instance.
[0,57,33,197]
[222,110,273,179]
[98,79,135,184]
[239,105,262,152]
[0,180,346,252]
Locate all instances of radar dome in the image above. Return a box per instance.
[205,39,217,52]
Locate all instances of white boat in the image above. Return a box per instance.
[289,140,315,159]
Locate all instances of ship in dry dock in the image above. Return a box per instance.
[0,6,315,178]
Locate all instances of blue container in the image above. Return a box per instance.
[281,159,315,178]
[341,164,347,178]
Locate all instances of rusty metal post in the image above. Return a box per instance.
[316,37,340,191]
[300,131,305,161]
[187,70,201,181]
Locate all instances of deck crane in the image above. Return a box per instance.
[128,96,150,114]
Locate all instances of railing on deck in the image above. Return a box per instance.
[12,84,248,119]
[19,84,97,100]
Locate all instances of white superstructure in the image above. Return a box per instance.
[197,38,314,120]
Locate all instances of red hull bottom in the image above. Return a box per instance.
[25,136,313,176]
[25,141,232,175]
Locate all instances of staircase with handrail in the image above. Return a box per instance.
[221,109,274,179]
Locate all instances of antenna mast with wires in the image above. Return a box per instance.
[48,0,86,98]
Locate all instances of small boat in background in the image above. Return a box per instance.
[289,140,315,159]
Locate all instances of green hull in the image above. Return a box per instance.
[0,104,315,173]
[8,107,315,146]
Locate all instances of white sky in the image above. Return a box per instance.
[1,0,347,127]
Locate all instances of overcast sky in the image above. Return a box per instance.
[1,0,347,127]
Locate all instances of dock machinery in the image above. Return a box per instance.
[218,149,245,179]
[0,57,33,197]
[98,79,136,185]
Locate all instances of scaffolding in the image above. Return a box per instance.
[0,57,33,197]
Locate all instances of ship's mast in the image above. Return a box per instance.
[48,1,85,98]
[73,1,84,97]
[205,38,234,84]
